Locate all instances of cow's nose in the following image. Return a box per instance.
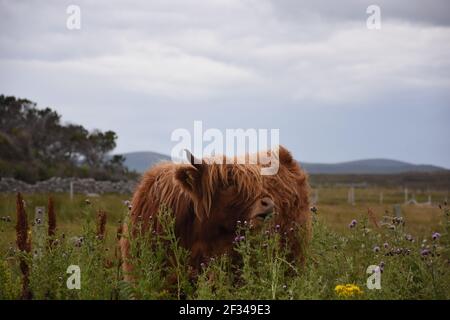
[261,197,274,211]
[257,197,274,219]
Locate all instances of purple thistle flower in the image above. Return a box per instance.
[383,242,389,249]
[405,234,413,242]
[432,232,441,241]
[421,249,431,257]
[349,219,357,228]
[373,246,380,253]
[239,235,245,242]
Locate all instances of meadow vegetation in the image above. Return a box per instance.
[0,189,449,300]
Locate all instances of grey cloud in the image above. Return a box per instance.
[0,0,449,166]
[270,0,450,26]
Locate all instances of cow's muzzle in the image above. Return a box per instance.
[253,197,275,220]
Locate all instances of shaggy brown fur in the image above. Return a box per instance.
[120,145,311,279]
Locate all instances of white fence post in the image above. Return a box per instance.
[394,204,402,218]
[348,186,355,205]
[313,189,319,205]
[70,181,74,201]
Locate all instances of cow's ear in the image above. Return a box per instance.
[278,145,294,165]
[174,150,204,195]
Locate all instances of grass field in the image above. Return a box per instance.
[0,189,449,300]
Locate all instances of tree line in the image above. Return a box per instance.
[0,95,135,183]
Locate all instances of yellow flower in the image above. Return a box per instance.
[334,284,363,298]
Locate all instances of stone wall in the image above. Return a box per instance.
[0,177,138,194]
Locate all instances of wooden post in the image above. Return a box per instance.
[404,188,408,204]
[379,192,383,204]
[34,207,46,258]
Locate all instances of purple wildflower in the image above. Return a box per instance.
[383,242,389,249]
[349,219,357,228]
[373,246,380,253]
[421,249,431,257]
[432,232,441,241]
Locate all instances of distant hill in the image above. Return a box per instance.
[119,152,447,174]
[120,151,171,173]
[300,159,446,174]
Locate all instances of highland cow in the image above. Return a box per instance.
[120,145,311,280]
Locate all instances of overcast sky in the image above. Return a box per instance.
[1,0,449,167]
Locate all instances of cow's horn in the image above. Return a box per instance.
[184,149,203,170]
